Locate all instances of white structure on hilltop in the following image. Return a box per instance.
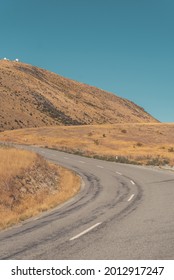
[2,57,19,62]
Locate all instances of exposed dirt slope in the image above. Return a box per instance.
[0,60,158,131]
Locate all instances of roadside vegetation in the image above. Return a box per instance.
[0,123,174,166]
[0,145,80,229]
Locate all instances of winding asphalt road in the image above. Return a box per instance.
[0,146,174,259]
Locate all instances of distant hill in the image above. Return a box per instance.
[0,60,158,131]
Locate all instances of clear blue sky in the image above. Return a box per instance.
[0,0,174,122]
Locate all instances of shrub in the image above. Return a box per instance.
[94,139,99,145]
[146,157,169,166]
[136,142,143,147]
[168,147,174,152]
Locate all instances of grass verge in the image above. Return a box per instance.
[0,146,81,230]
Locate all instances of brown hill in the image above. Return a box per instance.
[0,60,158,131]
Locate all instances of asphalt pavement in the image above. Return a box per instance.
[0,146,174,259]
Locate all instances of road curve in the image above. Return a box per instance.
[0,146,174,259]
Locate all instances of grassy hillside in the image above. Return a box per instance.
[0,60,158,132]
[0,145,80,229]
[1,123,174,166]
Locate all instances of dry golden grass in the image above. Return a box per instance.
[0,122,173,166]
[0,146,36,181]
[0,146,80,229]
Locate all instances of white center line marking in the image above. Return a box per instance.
[130,180,135,185]
[48,153,56,157]
[69,223,102,241]
[64,157,69,159]
[97,165,104,168]
[128,194,135,202]
[116,171,122,175]
[78,160,85,164]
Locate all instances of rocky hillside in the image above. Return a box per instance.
[0,60,158,131]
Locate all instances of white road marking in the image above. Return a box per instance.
[97,165,104,168]
[47,153,56,157]
[69,223,102,241]
[116,171,122,175]
[43,152,57,158]
[78,160,85,164]
[130,180,135,185]
[128,194,135,202]
[64,157,69,159]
